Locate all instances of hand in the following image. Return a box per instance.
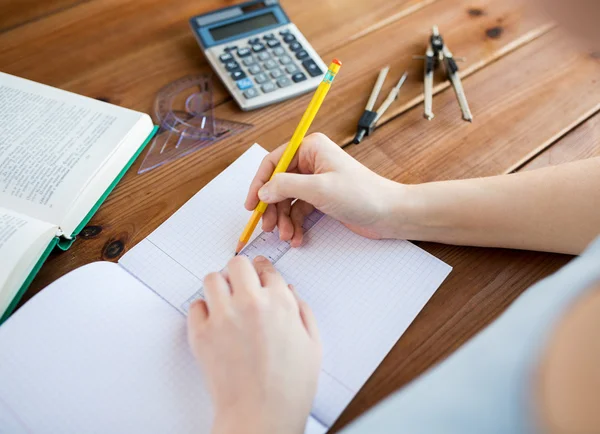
[245,133,406,245]
[187,255,321,434]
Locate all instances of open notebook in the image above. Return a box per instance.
[0,144,451,433]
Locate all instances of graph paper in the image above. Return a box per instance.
[119,143,452,428]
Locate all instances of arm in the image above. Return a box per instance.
[394,158,600,254]
[246,133,600,255]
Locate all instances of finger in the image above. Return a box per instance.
[289,200,314,247]
[277,200,294,241]
[245,145,300,211]
[188,299,209,324]
[203,272,231,314]
[262,204,277,232]
[258,172,329,207]
[290,286,320,342]
[253,256,288,289]
[227,255,261,297]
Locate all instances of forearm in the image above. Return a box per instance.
[390,157,600,254]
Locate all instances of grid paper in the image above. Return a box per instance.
[119,144,452,429]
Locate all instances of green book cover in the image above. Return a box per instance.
[0,125,159,324]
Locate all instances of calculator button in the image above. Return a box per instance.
[236,78,254,90]
[236,47,252,57]
[248,64,262,75]
[219,53,234,63]
[279,55,292,65]
[231,70,247,80]
[242,57,256,66]
[243,87,260,99]
[224,45,238,52]
[263,59,278,69]
[225,61,240,72]
[285,64,299,74]
[283,33,296,43]
[276,76,292,88]
[266,39,281,48]
[272,47,285,57]
[249,37,261,45]
[270,68,283,79]
[257,51,271,61]
[288,42,303,52]
[302,59,324,77]
[295,50,309,60]
[252,43,266,52]
[263,33,275,40]
[279,29,291,35]
[261,82,277,93]
[254,72,269,84]
[291,72,307,83]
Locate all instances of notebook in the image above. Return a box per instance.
[0,144,452,433]
[0,72,157,322]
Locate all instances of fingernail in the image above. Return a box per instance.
[254,255,268,263]
[258,186,270,201]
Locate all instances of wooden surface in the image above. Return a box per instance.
[2,0,600,430]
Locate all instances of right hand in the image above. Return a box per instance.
[245,133,403,245]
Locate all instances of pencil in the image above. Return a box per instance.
[235,59,342,254]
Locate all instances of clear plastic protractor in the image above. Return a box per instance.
[154,74,216,140]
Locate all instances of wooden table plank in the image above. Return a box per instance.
[0,0,86,32]
[519,113,600,171]
[0,0,437,109]
[348,29,600,183]
[211,0,552,150]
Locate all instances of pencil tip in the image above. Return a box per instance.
[235,241,245,255]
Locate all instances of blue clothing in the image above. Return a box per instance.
[344,237,600,434]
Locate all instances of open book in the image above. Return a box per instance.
[0,144,451,433]
[0,72,156,321]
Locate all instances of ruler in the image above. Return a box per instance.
[181,210,324,312]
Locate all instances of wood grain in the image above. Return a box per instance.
[348,29,600,183]
[0,0,438,110]
[518,112,600,171]
[210,0,553,151]
[0,0,87,32]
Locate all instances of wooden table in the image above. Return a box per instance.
[2,0,600,430]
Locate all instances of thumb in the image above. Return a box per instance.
[258,173,328,207]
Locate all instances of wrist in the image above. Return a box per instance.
[212,407,306,434]
[378,180,430,240]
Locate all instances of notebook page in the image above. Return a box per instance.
[119,143,452,428]
[276,217,452,426]
[0,262,213,433]
[119,144,268,310]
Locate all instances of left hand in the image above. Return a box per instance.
[187,255,322,434]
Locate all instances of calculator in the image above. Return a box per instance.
[189,0,328,111]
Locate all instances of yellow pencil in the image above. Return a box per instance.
[235,59,342,254]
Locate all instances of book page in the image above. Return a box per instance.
[119,144,452,428]
[0,207,57,317]
[0,72,149,229]
[0,261,325,434]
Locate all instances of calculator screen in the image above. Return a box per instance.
[210,12,279,42]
